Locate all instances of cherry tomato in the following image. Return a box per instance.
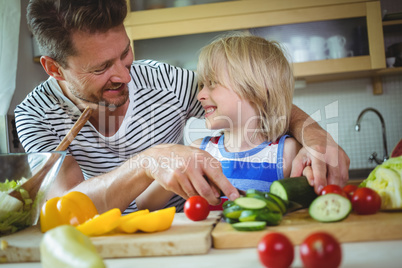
[351,187,381,215]
[184,196,210,221]
[300,232,342,268]
[257,232,294,268]
[343,184,358,201]
[320,184,347,198]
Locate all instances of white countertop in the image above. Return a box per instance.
[2,239,402,268]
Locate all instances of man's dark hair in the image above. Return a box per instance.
[27,0,128,67]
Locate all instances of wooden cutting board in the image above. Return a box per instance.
[212,209,402,249]
[0,211,221,263]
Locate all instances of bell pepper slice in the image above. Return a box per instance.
[116,209,149,233]
[76,208,121,236]
[119,207,176,233]
[40,191,98,233]
[40,225,105,268]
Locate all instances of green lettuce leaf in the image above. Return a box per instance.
[360,156,402,209]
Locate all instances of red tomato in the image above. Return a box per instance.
[300,232,342,268]
[320,184,347,198]
[343,184,358,201]
[258,232,294,268]
[184,196,210,221]
[351,187,381,215]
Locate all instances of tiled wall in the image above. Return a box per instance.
[292,75,402,170]
[184,75,402,170]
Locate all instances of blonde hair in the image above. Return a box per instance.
[197,33,294,142]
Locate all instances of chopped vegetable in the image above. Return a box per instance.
[309,194,351,222]
[40,191,98,232]
[40,225,105,268]
[0,178,33,236]
[117,207,176,233]
[223,190,285,230]
[76,208,121,236]
[231,221,266,231]
[360,156,402,209]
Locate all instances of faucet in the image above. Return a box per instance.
[355,108,389,165]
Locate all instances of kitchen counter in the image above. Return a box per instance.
[1,239,402,267]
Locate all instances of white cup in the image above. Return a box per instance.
[290,36,308,50]
[309,36,327,60]
[386,57,396,67]
[293,49,310,63]
[327,35,347,50]
[328,47,353,59]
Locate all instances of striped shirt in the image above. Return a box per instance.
[200,134,289,192]
[14,60,203,213]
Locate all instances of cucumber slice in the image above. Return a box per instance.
[222,200,235,210]
[265,192,287,214]
[239,208,282,226]
[257,209,282,226]
[245,189,265,198]
[309,193,352,222]
[223,204,244,219]
[239,210,258,222]
[234,197,266,210]
[270,176,317,208]
[231,221,266,231]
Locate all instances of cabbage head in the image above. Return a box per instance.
[360,156,402,209]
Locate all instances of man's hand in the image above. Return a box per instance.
[291,132,350,194]
[289,105,350,194]
[135,144,240,205]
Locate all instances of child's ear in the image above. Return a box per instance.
[40,56,65,81]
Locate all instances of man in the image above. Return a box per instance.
[16,0,349,214]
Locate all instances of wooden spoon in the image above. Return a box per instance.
[8,107,93,202]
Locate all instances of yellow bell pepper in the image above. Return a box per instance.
[118,207,176,233]
[76,208,121,236]
[40,225,105,268]
[40,191,98,233]
[116,209,150,233]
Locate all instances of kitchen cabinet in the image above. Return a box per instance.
[124,0,400,94]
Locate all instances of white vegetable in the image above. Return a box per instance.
[361,156,402,209]
[0,192,23,221]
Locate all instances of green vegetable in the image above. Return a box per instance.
[40,225,105,268]
[360,156,402,209]
[223,191,285,230]
[309,194,352,222]
[0,178,33,236]
[270,176,317,209]
[231,221,266,231]
[234,197,267,210]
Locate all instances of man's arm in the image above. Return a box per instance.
[288,105,350,194]
[48,144,239,213]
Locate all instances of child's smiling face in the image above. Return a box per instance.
[197,79,258,132]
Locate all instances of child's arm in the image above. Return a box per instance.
[282,137,302,178]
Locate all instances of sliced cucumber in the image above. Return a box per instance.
[222,200,235,210]
[231,221,266,231]
[309,193,352,222]
[239,210,258,222]
[265,192,287,214]
[257,209,282,226]
[234,197,266,210]
[270,176,317,208]
[245,189,265,198]
[223,204,244,220]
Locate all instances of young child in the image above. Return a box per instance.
[192,33,301,193]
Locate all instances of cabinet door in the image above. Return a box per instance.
[125,1,385,82]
